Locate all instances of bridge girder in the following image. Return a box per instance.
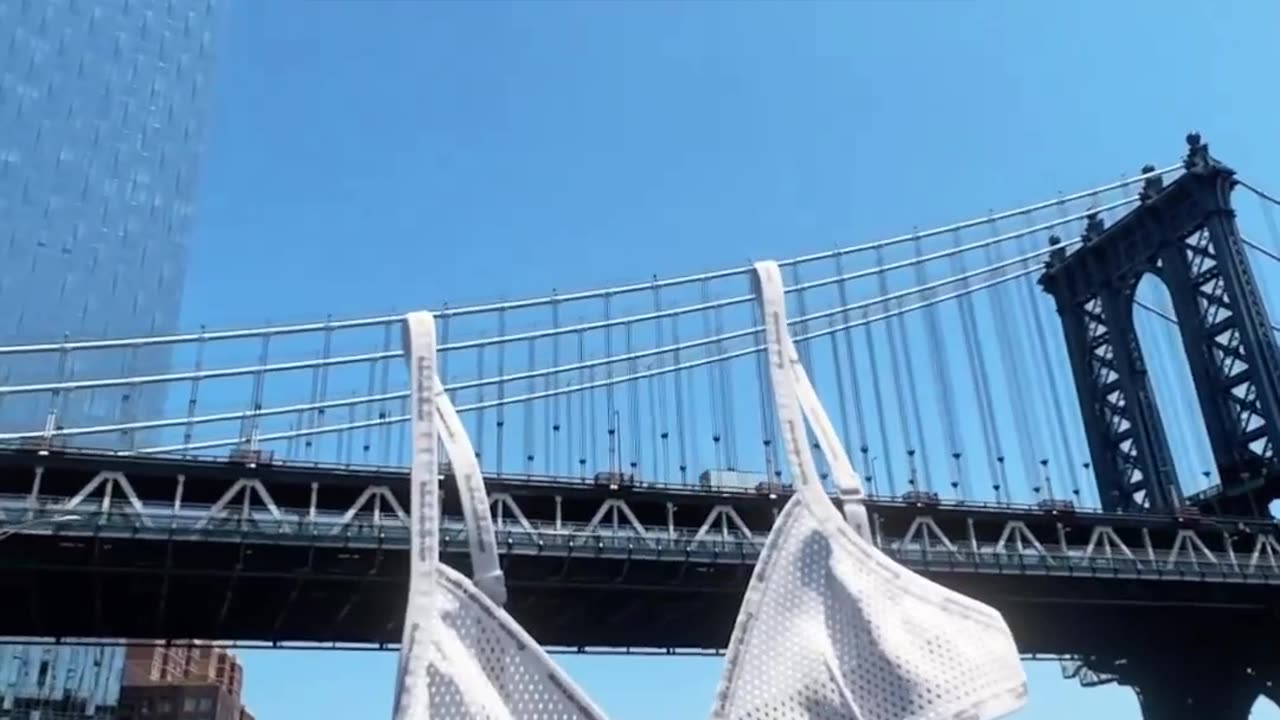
[4,449,1280,655]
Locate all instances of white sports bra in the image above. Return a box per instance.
[392,260,1029,720]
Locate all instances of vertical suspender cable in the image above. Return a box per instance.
[863,306,896,496]
[587,323,600,476]
[438,304,450,379]
[647,362,660,481]
[603,294,618,476]
[307,316,333,459]
[183,326,206,451]
[625,316,642,477]
[475,342,488,465]
[346,394,359,466]
[551,293,565,477]
[248,335,271,450]
[496,308,509,474]
[912,234,965,498]
[378,323,393,465]
[361,331,377,462]
[670,297,692,484]
[524,337,536,475]
[895,291,933,493]
[334,393,345,466]
[544,351,554,479]
[542,316,554,478]
[985,214,1042,500]
[1255,190,1280,322]
[120,343,140,450]
[712,283,738,470]
[652,279,673,481]
[1018,211,1079,501]
[876,246,919,491]
[1250,194,1280,313]
[700,280,725,470]
[790,264,816,370]
[834,252,873,480]
[891,295,926,490]
[316,318,334,460]
[52,337,72,442]
[1257,190,1280,251]
[827,255,855,463]
[824,314,847,481]
[951,231,1005,500]
[577,325,588,480]
[753,297,779,486]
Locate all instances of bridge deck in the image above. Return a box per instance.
[2,449,1280,657]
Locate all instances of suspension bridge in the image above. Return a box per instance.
[3,134,1280,717]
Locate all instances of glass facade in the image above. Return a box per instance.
[0,0,219,449]
[0,642,125,719]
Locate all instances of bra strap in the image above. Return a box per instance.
[403,311,507,604]
[394,311,509,720]
[752,262,871,539]
[434,386,508,604]
[394,311,442,720]
[775,301,871,540]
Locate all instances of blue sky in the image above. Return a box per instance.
[178,1,1280,718]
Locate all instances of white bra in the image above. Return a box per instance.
[392,261,1028,720]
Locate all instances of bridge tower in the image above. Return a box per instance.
[1040,133,1280,516]
[1042,134,1280,718]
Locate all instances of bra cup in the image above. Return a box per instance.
[711,261,1028,720]
[712,495,1027,720]
[398,310,607,720]
[399,260,1028,720]
[422,564,609,720]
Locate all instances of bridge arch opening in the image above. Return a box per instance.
[1250,694,1280,719]
[1131,272,1218,498]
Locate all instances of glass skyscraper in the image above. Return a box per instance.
[0,642,124,719]
[0,3,220,716]
[0,0,219,449]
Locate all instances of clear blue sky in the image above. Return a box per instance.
[181,1,1280,718]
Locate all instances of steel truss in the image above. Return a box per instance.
[1042,134,1280,515]
[6,453,1280,583]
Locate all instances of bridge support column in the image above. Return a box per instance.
[1123,663,1265,720]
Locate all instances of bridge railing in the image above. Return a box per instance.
[8,492,1280,585]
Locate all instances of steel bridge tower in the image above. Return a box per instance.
[1041,133,1280,516]
[1040,134,1280,718]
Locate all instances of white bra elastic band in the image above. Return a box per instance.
[404,310,507,604]
[394,311,510,720]
[753,261,871,539]
[434,386,508,604]
[395,310,441,720]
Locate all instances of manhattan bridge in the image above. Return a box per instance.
[3,135,1280,718]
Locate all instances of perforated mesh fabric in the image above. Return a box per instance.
[711,261,1028,720]
[712,495,1027,720]
[423,567,609,720]
[396,310,607,720]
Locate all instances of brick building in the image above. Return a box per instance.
[114,644,254,720]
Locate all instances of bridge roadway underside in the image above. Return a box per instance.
[2,450,1280,665]
[2,533,1278,659]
